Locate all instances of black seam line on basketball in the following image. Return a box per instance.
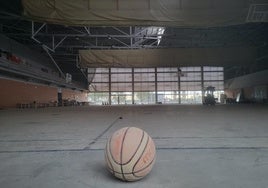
[85,116,121,149]
[120,127,131,181]
[108,133,119,166]
[121,130,145,166]
[105,139,114,174]
[106,156,156,176]
[106,166,137,175]
[132,133,150,176]
[109,128,129,165]
[105,138,115,175]
[132,156,156,178]
[106,169,139,175]
[108,154,156,178]
[109,169,140,181]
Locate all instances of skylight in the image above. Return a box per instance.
[157,27,165,45]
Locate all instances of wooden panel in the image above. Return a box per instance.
[0,78,88,108]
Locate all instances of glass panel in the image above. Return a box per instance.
[203,72,224,81]
[134,82,155,91]
[157,82,178,91]
[89,83,109,92]
[111,82,132,92]
[157,67,178,72]
[180,91,202,104]
[111,92,132,105]
[180,82,202,91]
[88,66,224,105]
[134,92,156,104]
[181,67,201,72]
[203,66,224,71]
[88,92,109,105]
[180,72,202,81]
[95,68,109,73]
[111,73,132,82]
[88,68,96,82]
[134,73,155,82]
[157,91,179,104]
[91,73,109,82]
[111,68,132,73]
[204,81,224,90]
[134,68,155,73]
[157,72,178,82]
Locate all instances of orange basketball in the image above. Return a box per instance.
[104,127,156,181]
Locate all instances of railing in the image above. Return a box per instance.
[0,56,87,90]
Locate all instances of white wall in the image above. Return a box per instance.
[225,70,268,89]
[225,70,268,101]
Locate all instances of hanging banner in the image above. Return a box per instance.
[22,0,258,27]
[79,47,257,68]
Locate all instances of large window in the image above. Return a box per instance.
[88,68,109,92]
[88,92,109,105]
[134,68,155,93]
[88,67,224,105]
[203,66,224,101]
[181,91,202,104]
[111,92,132,105]
[134,92,156,104]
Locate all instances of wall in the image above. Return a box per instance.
[225,70,268,89]
[224,70,268,102]
[0,78,88,108]
[62,89,88,102]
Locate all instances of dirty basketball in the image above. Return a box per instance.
[104,127,156,181]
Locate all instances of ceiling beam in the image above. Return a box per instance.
[4,33,162,39]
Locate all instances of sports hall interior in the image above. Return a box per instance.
[0,1,267,187]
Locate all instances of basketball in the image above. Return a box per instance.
[104,127,156,181]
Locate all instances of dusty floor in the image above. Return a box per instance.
[0,104,268,188]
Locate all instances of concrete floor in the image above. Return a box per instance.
[0,104,268,188]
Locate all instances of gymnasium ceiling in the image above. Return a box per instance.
[0,0,267,82]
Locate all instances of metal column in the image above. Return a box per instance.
[132,68,134,104]
[109,68,112,105]
[178,67,181,104]
[155,67,158,104]
[201,66,204,104]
